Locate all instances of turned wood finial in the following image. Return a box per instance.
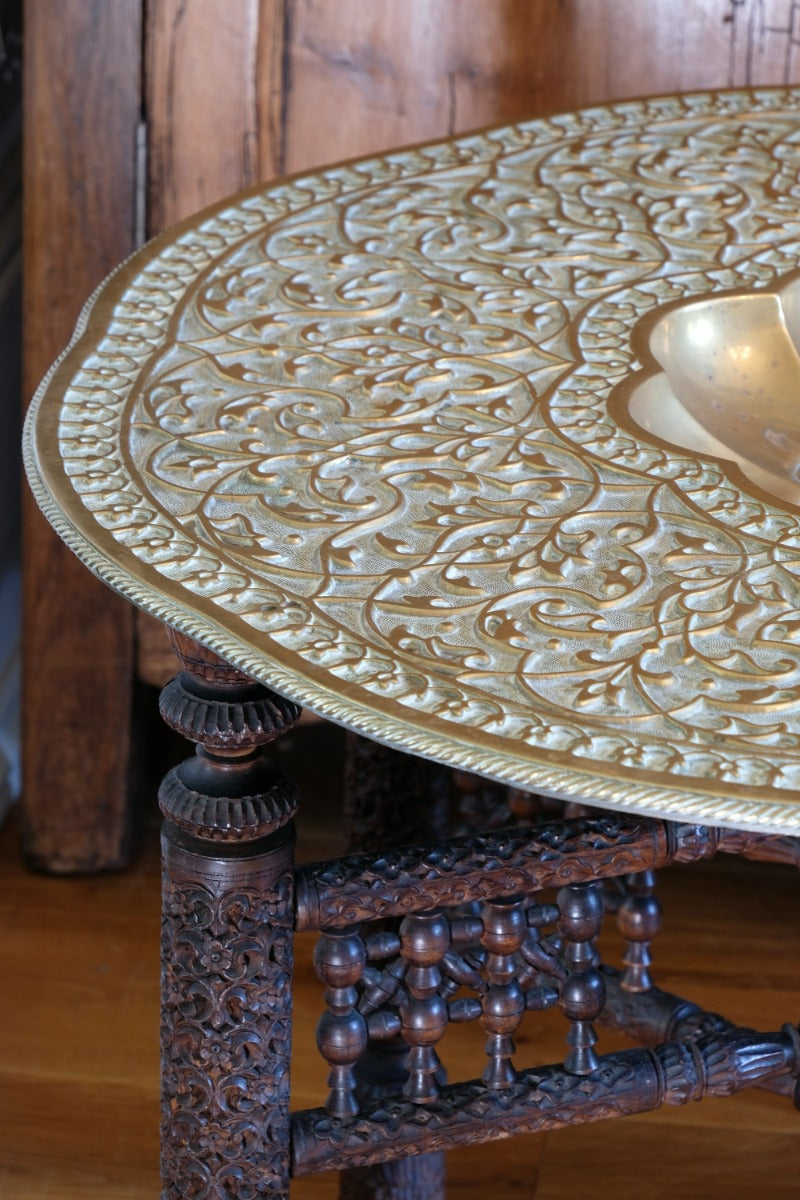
[158,626,302,841]
[166,627,254,686]
[617,870,661,993]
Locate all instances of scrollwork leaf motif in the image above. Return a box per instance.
[43,89,800,823]
[161,876,293,1198]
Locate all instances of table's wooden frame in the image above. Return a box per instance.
[158,630,800,1200]
[24,89,800,1196]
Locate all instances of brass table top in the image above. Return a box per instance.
[25,88,800,832]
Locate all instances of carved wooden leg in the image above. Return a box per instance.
[342,732,450,851]
[158,630,301,1199]
[340,734,448,1200]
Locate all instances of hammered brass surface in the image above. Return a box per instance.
[24,89,800,831]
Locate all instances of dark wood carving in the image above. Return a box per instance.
[314,895,562,1075]
[712,829,800,868]
[599,966,799,1100]
[296,815,669,931]
[159,630,301,1200]
[152,641,800,1191]
[480,896,528,1088]
[296,819,800,932]
[558,882,605,1076]
[296,813,800,1186]
[315,927,369,1118]
[292,1027,800,1176]
[616,870,661,993]
[339,1038,447,1200]
[340,734,448,1200]
[343,733,450,852]
[161,833,295,1198]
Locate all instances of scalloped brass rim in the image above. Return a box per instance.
[24,86,800,833]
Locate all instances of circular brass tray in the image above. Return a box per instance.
[25,88,800,832]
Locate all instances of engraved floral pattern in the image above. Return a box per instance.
[28,89,800,829]
[161,875,293,1198]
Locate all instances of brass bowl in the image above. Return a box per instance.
[625,277,800,507]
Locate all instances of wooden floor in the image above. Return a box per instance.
[2,720,800,1198]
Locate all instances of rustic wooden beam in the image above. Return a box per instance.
[21,0,142,871]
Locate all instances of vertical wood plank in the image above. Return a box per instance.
[280,0,522,174]
[556,0,800,105]
[22,0,142,871]
[725,0,800,84]
[146,0,264,232]
[139,0,286,681]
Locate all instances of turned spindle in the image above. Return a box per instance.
[558,881,606,1076]
[315,928,368,1119]
[399,911,450,1104]
[480,897,527,1087]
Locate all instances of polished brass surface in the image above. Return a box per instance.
[24,89,800,831]
[625,275,800,507]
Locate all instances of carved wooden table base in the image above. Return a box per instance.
[158,635,800,1200]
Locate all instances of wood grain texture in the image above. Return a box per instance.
[145,0,263,233]
[140,0,800,233]
[279,0,800,175]
[21,0,141,871]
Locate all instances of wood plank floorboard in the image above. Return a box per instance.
[1,721,799,1197]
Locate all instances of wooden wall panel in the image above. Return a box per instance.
[553,0,800,107]
[279,0,800,177]
[22,0,142,872]
[145,0,275,234]
[279,0,574,174]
